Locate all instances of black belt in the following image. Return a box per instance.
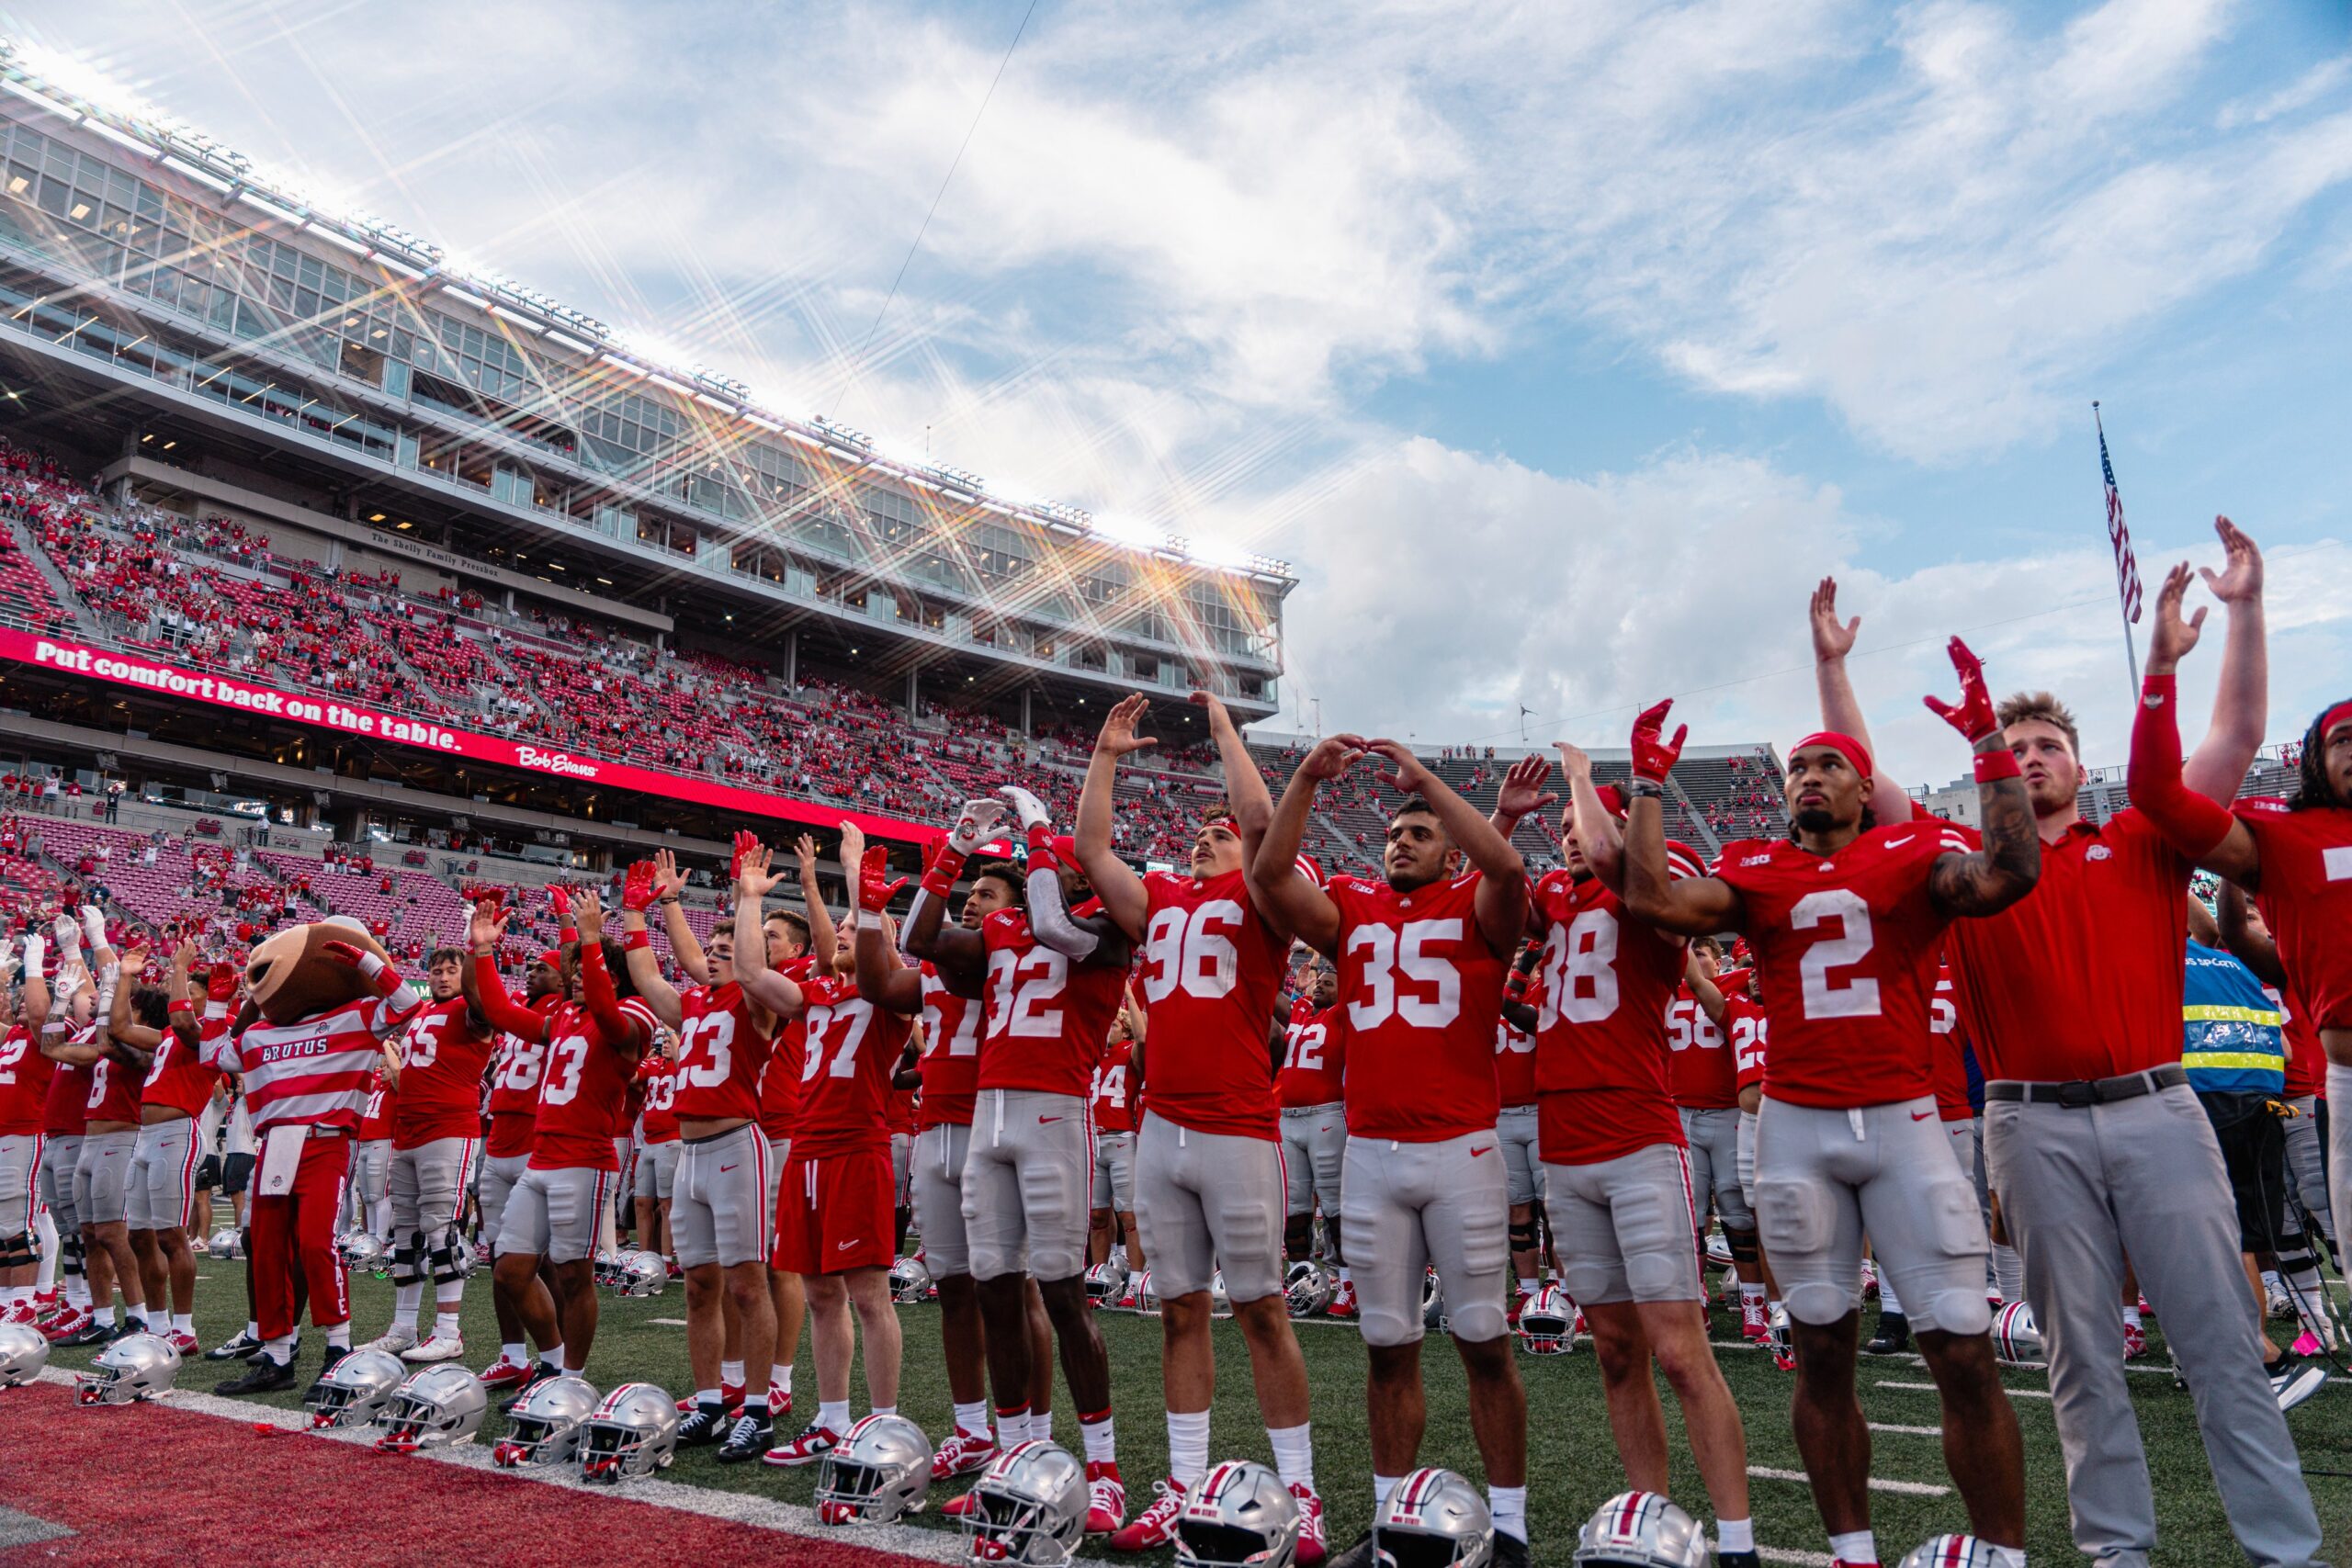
[1984,1064,2187,1108]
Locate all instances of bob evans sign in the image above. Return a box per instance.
[1,629,929,843]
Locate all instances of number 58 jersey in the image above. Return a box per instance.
[1711,821,1970,1110]
[1329,871,1509,1144]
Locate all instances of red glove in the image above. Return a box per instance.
[1630,699,1688,783]
[321,940,401,998]
[1923,637,2001,743]
[620,861,657,914]
[546,885,572,919]
[920,832,967,901]
[729,829,761,882]
[206,960,238,1005]
[858,844,911,913]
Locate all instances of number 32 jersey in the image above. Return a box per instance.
[1711,820,1970,1110]
[1329,871,1508,1144]
[978,909,1128,1100]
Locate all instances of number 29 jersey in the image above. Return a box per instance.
[1329,870,1508,1144]
[1711,821,1970,1110]
[1136,868,1287,1141]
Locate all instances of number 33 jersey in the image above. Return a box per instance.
[1137,868,1289,1140]
[1711,821,1971,1110]
[1329,870,1509,1144]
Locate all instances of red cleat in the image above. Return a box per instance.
[1107,1477,1183,1551]
[1293,1483,1328,1565]
[1086,1461,1126,1533]
[478,1356,533,1391]
[1327,1282,1359,1320]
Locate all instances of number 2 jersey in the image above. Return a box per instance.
[1329,870,1510,1143]
[1136,868,1287,1140]
[1711,819,1972,1109]
[791,972,913,1159]
[978,908,1128,1100]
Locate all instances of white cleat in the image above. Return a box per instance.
[402,1330,465,1363]
[360,1325,417,1355]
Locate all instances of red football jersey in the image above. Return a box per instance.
[758,956,816,1142]
[1712,820,1970,1109]
[0,1023,55,1135]
[1929,965,1972,1121]
[1329,871,1509,1143]
[791,973,910,1159]
[673,981,774,1123]
[141,1010,224,1119]
[887,1083,919,1137]
[1726,994,1770,1094]
[40,1048,90,1138]
[917,964,982,1130]
[1091,1038,1136,1134]
[393,998,497,1149]
[1526,869,1686,1164]
[636,1053,680,1143]
[2271,982,2324,1098]
[978,910,1127,1100]
[1135,869,1285,1139]
[1494,987,1537,1109]
[357,1072,396,1141]
[1666,981,1738,1111]
[1277,1003,1346,1109]
[530,996,658,1172]
[2237,799,2352,1030]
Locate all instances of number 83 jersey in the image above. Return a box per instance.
[1711,822,1970,1110]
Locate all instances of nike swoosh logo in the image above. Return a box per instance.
[719,1165,738,1173]
[1910,1111,1932,1122]
[836,1239,859,1251]
[1039,1116,1064,1125]
[1470,1146,1493,1158]
[1884,835,1914,848]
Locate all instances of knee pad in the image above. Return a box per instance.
[0,1229,32,1268]
[61,1234,85,1275]
[1724,1227,1759,1265]
[390,1244,422,1286]
[1283,1213,1313,1261]
[1509,1219,1537,1253]
[1783,1280,1855,1326]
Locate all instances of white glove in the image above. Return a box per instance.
[51,913,80,958]
[80,905,108,952]
[95,962,119,1021]
[945,798,1010,857]
[998,785,1053,834]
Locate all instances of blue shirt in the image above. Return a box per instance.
[2181,941,2285,1095]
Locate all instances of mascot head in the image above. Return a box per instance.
[244,916,391,1025]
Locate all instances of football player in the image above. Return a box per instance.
[1616,639,2038,1568]
[77,917,162,1341]
[1277,958,1349,1314]
[1086,1000,1139,1276]
[126,942,223,1354]
[474,936,562,1391]
[1073,691,1327,1561]
[0,931,57,1325]
[1250,735,1532,1568]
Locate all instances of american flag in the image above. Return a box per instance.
[2097,408,2143,624]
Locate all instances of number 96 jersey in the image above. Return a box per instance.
[1711,821,1971,1110]
[1137,868,1288,1140]
[1329,871,1509,1144]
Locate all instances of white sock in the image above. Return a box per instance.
[872,1404,896,1417]
[956,1400,991,1439]
[1167,1410,1210,1487]
[65,1281,89,1311]
[2263,1268,2283,1293]
[173,1312,194,1334]
[721,1359,745,1386]
[435,1310,461,1337]
[2121,1302,2143,1330]
[35,1213,56,1289]
[393,1282,423,1329]
[1487,1485,1526,1543]
[103,1303,119,1327]
[1081,1413,1115,1464]
[1718,1517,1753,1552]
[1740,1280,1766,1305]
[326,1323,350,1349]
[265,1333,295,1362]
[696,1387,722,1407]
[1374,1473,1401,1509]
[370,1197,391,1235]
[540,1342,565,1371]
[1338,1267,1351,1287]
[745,1393,769,1415]
[1827,1529,1877,1565]
[820,1399,851,1433]
[1516,1275,1535,1296]
[502,1341,526,1364]
[244,1318,260,1341]
[1267,1422,1313,1490]
[772,1362,792,1398]
[1880,1278,1904,1317]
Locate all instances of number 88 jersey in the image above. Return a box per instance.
[1710,822,1970,1110]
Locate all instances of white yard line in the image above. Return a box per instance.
[1878,1377,2050,1401]
[1750,1465,1950,1497]
[1867,1421,1943,1436]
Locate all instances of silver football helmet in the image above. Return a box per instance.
[1209,1270,1232,1318]
[1571,1491,1707,1567]
[75,1332,182,1406]
[0,1321,50,1387]
[1704,1232,1734,1272]
[1084,1261,1125,1306]
[1421,1269,1445,1333]
[893,1255,935,1305]
[372,1363,487,1451]
[1518,1283,1577,1356]
[960,1439,1090,1564]
[303,1347,407,1429]
[1896,1537,2003,1568]
[1992,1302,2041,1366]
[1175,1459,1301,1568]
[492,1374,600,1468]
[1374,1467,1493,1568]
[1134,1269,1159,1313]
[616,1250,667,1298]
[815,1412,931,1524]
[1284,1260,1334,1319]
[336,1229,389,1275]
[579,1381,680,1483]
[594,1247,628,1291]
[209,1227,242,1259]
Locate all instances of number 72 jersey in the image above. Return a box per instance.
[1710,821,1971,1110]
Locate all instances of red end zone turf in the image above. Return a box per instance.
[0,1382,939,1568]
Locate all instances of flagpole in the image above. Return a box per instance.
[2095,400,2142,699]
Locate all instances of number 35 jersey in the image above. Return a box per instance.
[1711,821,1970,1110]
[1137,868,1288,1141]
[1329,870,1508,1144]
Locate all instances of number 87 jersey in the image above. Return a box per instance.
[1709,821,1973,1110]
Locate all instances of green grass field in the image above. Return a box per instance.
[46,1251,2352,1563]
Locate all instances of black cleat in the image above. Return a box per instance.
[1492,1534,1529,1568]
[498,1363,558,1416]
[1324,1531,1375,1568]
[1717,1553,1760,1568]
[1865,1312,1910,1355]
[317,1346,350,1379]
[110,1315,152,1341]
[716,1412,774,1463]
[206,1330,263,1360]
[218,1356,298,1395]
[59,1319,112,1348]
[676,1403,730,1448]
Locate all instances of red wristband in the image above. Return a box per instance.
[168,1001,195,1017]
[1024,822,1057,870]
[1973,747,2021,783]
[559,925,579,946]
[621,930,650,952]
[921,846,968,901]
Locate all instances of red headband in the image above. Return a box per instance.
[2322,703,2352,745]
[1591,784,1627,818]
[1791,730,1873,780]
[537,949,564,969]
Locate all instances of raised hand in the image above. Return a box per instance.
[620,861,658,914]
[1095,694,1160,759]
[946,798,1010,855]
[571,888,605,943]
[1553,740,1595,784]
[1494,755,1559,821]
[857,842,910,913]
[207,959,239,1004]
[172,938,198,972]
[999,784,1053,834]
[651,848,686,901]
[794,833,820,879]
[838,820,869,877]
[1188,689,1235,735]
[1295,735,1366,783]
[2145,561,2205,672]
[729,829,761,884]
[2199,515,2263,604]
[1810,577,1860,662]
[1922,637,2002,742]
[735,841,782,898]
[546,884,572,919]
[469,898,510,953]
[1629,701,1688,782]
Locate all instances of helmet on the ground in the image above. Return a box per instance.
[1084,1261,1125,1305]
[74,1332,181,1406]
[1896,1537,2004,1568]
[594,1248,628,1290]
[1571,1491,1706,1566]
[894,1255,935,1304]
[0,1321,49,1387]
[336,1229,388,1274]
[1518,1283,1577,1356]
[815,1412,931,1524]
[1374,1467,1493,1568]
[372,1363,487,1450]
[959,1439,1090,1564]
[1992,1302,2041,1365]
[1134,1270,1159,1313]
[616,1251,667,1298]
[1209,1270,1232,1317]
[578,1381,679,1482]
[1284,1260,1334,1318]
[209,1227,242,1259]
[303,1347,406,1428]
[1704,1232,1733,1271]
[492,1374,600,1468]
[1422,1269,1445,1332]
[1175,1458,1301,1568]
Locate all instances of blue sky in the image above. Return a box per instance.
[6,0,2347,787]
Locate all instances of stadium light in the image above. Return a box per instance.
[1091,513,1167,551]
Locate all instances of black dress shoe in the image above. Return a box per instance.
[218,1356,298,1395]
[1865,1312,1910,1355]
